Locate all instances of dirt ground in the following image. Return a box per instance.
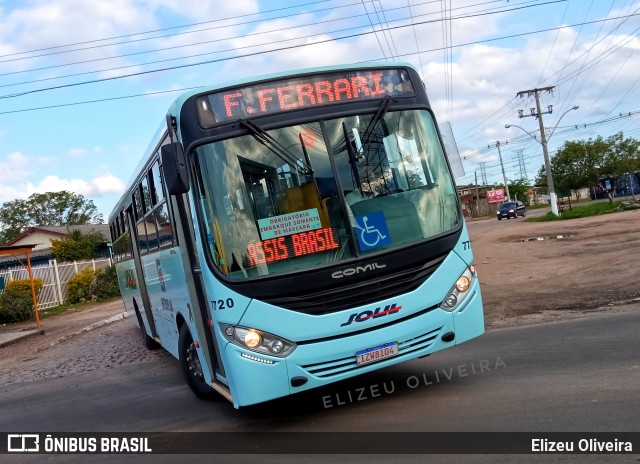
[468,207,640,328]
[0,300,169,385]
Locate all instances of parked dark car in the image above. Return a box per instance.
[497,201,526,220]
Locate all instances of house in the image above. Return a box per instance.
[0,224,110,270]
[456,184,490,217]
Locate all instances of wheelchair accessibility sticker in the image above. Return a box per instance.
[354,211,391,251]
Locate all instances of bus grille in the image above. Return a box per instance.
[299,327,442,379]
[262,255,445,315]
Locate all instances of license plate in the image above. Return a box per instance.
[356,342,398,366]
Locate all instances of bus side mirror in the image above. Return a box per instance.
[161,142,190,194]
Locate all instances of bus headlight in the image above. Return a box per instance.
[440,265,476,312]
[220,324,297,357]
[455,276,470,292]
[244,329,262,348]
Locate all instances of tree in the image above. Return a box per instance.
[546,132,640,204]
[50,230,105,262]
[549,136,611,202]
[0,191,102,244]
[507,178,531,206]
[605,132,640,177]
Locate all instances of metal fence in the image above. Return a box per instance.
[0,258,113,310]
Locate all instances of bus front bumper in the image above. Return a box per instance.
[222,283,483,408]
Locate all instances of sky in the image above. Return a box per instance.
[1,0,639,220]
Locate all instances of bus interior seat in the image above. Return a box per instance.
[280,184,330,227]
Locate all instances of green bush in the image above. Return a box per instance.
[0,278,43,323]
[51,230,104,262]
[66,268,99,303]
[66,266,121,303]
[94,266,120,300]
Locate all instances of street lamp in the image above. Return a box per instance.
[506,105,579,216]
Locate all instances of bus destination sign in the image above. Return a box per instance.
[247,227,339,266]
[200,68,415,125]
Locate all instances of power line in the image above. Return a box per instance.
[0,87,201,115]
[0,1,570,100]
[0,0,535,81]
[0,0,334,61]
[15,54,640,121]
[3,0,639,142]
[361,0,390,60]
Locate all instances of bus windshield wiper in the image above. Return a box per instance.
[342,121,362,188]
[238,119,312,175]
[359,95,392,148]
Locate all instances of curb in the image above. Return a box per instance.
[0,330,44,349]
[44,313,130,349]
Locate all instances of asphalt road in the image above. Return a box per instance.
[1,310,638,462]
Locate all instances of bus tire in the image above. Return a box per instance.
[134,304,159,350]
[179,324,221,401]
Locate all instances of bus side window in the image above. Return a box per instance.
[141,176,153,213]
[150,160,165,205]
[133,187,144,220]
[154,203,173,248]
[137,220,149,255]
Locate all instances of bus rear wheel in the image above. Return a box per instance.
[178,324,221,401]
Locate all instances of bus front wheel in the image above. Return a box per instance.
[178,324,221,401]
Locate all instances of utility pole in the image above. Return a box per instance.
[488,140,511,202]
[474,171,480,217]
[516,86,557,215]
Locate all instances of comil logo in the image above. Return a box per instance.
[331,262,386,279]
[8,434,39,452]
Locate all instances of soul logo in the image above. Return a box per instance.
[340,303,401,327]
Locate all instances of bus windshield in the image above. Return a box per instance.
[194,109,461,280]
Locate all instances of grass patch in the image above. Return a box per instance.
[526,200,623,221]
[0,299,120,331]
[38,300,111,320]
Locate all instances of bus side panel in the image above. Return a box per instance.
[223,343,290,407]
[141,246,193,360]
[453,285,484,344]
[454,222,474,265]
[452,222,484,344]
[115,259,144,328]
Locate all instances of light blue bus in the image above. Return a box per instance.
[108,62,484,408]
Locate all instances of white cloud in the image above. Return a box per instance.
[0,183,26,205]
[90,173,126,195]
[68,148,87,157]
[25,173,125,197]
[37,156,57,165]
[0,0,160,76]
[0,152,31,180]
[144,0,258,24]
